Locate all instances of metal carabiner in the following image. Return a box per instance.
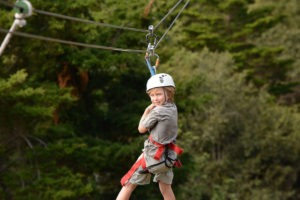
[145,52,159,76]
[144,25,160,76]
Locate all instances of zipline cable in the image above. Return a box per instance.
[0,28,145,53]
[33,1,185,34]
[0,0,147,33]
[0,0,184,34]
[144,0,189,76]
[0,0,188,54]
[33,9,148,33]
[0,0,187,45]
[154,0,184,30]
[155,0,189,49]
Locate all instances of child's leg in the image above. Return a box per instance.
[158,181,175,200]
[116,183,137,200]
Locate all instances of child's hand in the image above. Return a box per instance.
[145,104,156,114]
[138,104,156,133]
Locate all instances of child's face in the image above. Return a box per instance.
[149,88,166,106]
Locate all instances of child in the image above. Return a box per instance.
[116,73,183,200]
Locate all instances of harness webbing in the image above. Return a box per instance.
[120,154,146,186]
[120,136,184,186]
[148,135,184,160]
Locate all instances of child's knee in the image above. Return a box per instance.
[159,181,171,192]
[124,183,137,192]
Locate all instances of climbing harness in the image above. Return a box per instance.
[120,153,147,186]
[120,135,183,186]
[142,135,183,172]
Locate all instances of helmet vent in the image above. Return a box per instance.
[159,76,164,83]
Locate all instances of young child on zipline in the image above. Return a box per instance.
[116,73,183,200]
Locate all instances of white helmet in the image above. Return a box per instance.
[146,73,175,91]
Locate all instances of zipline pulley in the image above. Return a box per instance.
[0,0,33,56]
[146,25,156,49]
[145,25,159,76]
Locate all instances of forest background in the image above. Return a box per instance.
[0,0,300,199]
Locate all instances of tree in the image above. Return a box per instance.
[252,0,300,104]
[1,0,300,199]
[0,0,187,198]
[177,0,294,96]
[0,69,74,199]
[166,48,300,200]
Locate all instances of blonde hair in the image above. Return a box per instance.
[147,86,175,103]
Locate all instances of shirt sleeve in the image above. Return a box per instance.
[139,108,160,129]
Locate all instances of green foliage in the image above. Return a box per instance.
[0,0,299,199]
[0,68,74,199]
[252,0,300,96]
[18,168,93,200]
[177,0,293,96]
[174,49,300,200]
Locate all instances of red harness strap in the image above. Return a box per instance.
[149,135,184,160]
[120,136,184,186]
[120,154,146,186]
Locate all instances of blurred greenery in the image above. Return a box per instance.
[0,0,299,199]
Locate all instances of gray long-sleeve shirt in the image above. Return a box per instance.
[140,102,178,145]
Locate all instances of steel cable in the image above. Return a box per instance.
[155,0,190,49]
[0,0,189,53]
[0,0,147,33]
[33,9,148,33]
[154,0,184,30]
[0,28,145,53]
